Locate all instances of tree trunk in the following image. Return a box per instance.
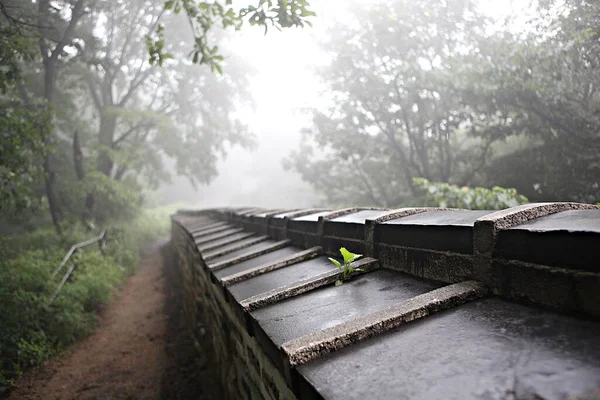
[42,59,63,233]
[73,131,95,223]
[97,113,117,176]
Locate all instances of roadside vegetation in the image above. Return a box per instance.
[0,206,175,392]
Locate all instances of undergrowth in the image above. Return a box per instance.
[0,205,176,393]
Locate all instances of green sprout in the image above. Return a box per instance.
[328,247,364,286]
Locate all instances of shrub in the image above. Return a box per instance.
[413,178,529,210]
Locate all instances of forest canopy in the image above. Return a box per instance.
[286,0,600,207]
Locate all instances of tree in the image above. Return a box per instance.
[472,0,600,202]
[148,0,315,69]
[287,0,497,207]
[288,0,600,207]
[1,0,260,228]
[0,0,50,220]
[68,0,254,222]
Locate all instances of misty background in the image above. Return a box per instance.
[158,0,537,209]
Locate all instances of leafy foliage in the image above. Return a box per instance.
[413,178,529,210]
[0,207,173,392]
[148,0,315,70]
[287,0,600,206]
[0,101,50,219]
[328,247,363,286]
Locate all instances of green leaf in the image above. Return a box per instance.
[335,280,343,286]
[340,247,362,265]
[328,257,342,269]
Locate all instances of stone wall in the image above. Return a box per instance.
[171,204,600,400]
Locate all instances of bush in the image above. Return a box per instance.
[413,178,529,210]
[0,206,173,392]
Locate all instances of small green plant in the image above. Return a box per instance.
[328,247,364,286]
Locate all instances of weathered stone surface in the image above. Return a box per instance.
[193,225,240,239]
[191,224,235,238]
[187,220,226,232]
[221,246,322,286]
[196,230,250,249]
[286,211,333,247]
[298,297,600,400]
[282,281,486,366]
[241,258,380,312]
[496,209,600,272]
[227,256,335,301]
[267,209,330,241]
[378,210,493,254]
[328,209,389,224]
[250,269,441,346]
[171,218,296,400]
[376,244,474,283]
[171,206,600,400]
[291,211,333,222]
[213,247,301,280]
[208,240,291,270]
[321,210,389,256]
[203,235,269,261]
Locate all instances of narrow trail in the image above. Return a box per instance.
[9,240,213,400]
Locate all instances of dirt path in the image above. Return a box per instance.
[9,240,211,400]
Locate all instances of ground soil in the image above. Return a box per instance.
[8,240,215,400]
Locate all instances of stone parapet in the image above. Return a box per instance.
[170,204,600,400]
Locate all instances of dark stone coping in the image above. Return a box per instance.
[187,220,226,232]
[192,224,235,239]
[194,227,245,246]
[323,210,388,241]
[214,247,301,280]
[383,209,492,226]
[496,210,600,272]
[240,257,380,312]
[227,254,333,302]
[328,209,389,224]
[291,211,333,222]
[252,209,296,219]
[282,281,486,366]
[207,240,292,271]
[506,209,600,233]
[172,206,600,400]
[180,216,214,225]
[297,297,600,400]
[377,210,494,254]
[203,235,270,262]
[197,231,255,252]
[268,210,330,230]
[191,224,235,238]
[249,268,442,347]
[221,246,322,286]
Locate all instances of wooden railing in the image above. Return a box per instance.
[50,229,108,303]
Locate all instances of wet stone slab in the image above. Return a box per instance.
[250,269,441,346]
[203,235,266,256]
[324,210,387,239]
[196,230,248,248]
[378,210,494,254]
[192,225,237,238]
[497,209,600,272]
[298,297,600,400]
[207,240,288,266]
[227,256,335,301]
[213,247,302,280]
[292,211,332,222]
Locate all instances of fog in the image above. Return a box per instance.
[157,0,545,209]
[3,0,599,226]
